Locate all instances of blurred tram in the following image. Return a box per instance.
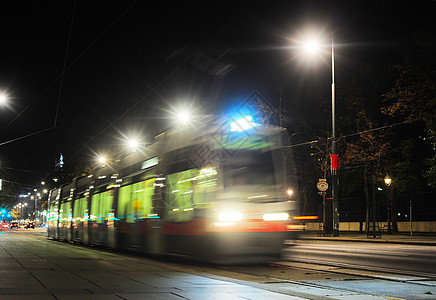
[47,117,299,263]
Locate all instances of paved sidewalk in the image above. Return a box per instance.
[1,231,305,300]
[298,231,436,246]
[0,230,396,299]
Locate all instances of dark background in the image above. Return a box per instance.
[0,0,434,193]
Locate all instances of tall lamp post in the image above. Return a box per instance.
[330,35,339,237]
[384,175,392,234]
[303,32,339,236]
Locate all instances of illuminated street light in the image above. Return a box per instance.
[176,109,192,124]
[0,92,7,105]
[303,39,319,54]
[384,175,392,187]
[97,155,107,165]
[303,30,339,237]
[384,175,392,234]
[127,138,139,149]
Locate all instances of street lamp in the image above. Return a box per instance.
[97,154,107,165]
[0,92,8,105]
[384,175,392,234]
[303,32,339,237]
[175,108,192,125]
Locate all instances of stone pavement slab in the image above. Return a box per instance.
[0,232,314,299]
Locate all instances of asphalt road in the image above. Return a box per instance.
[282,240,436,276]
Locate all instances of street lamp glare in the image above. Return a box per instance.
[0,93,7,105]
[177,110,191,124]
[384,175,392,186]
[97,155,107,164]
[304,39,319,54]
[127,138,139,149]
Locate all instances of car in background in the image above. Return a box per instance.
[24,221,35,229]
[10,221,19,228]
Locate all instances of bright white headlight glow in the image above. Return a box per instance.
[263,213,289,221]
[218,212,243,222]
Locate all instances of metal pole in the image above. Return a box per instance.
[387,186,391,234]
[372,193,376,238]
[331,34,339,237]
[410,196,413,236]
[323,192,327,235]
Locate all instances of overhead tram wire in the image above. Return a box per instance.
[0,127,53,147]
[62,1,258,165]
[335,121,408,141]
[283,121,409,149]
[2,1,256,180]
[4,1,139,131]
[0,1,140,183]
[53,0,77,128]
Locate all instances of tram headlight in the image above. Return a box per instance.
[262,212,289,221]
[217,212,243,222]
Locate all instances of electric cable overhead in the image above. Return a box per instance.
[54,0,77,128]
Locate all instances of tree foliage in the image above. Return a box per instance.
[383,30,436,187]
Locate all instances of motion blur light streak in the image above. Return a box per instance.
[262,213,290,221]
[293,215,319,220]
[214,222,235,227]
[218,212,243,222]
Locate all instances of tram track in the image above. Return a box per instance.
[273,260,436,286]
[199,260,436,300]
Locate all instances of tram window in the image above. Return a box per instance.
[167,169,196,222]
[48,201,59,226]
[91,191,114,224]
[117,178,155,223]
[193,167,218,206]
[60,200,71,226]
[131,179,155,219]
[118,185,132,221]
[73,197,87,224]
[99,191,114,224]
[90,193,100,222]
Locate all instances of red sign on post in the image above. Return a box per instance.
[331,154,338,175]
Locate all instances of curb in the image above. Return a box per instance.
[297,236,436,246]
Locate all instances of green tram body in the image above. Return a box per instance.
[47,120,298,263]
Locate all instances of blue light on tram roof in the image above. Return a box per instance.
[229,116,259,132]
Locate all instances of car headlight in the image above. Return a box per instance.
[262,212,289,221]
[218,212,243,222]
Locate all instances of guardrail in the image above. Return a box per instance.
[305,221,436,233]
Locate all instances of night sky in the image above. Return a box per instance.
[0,1,434,190]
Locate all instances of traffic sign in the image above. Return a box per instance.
[317,179,329,192]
